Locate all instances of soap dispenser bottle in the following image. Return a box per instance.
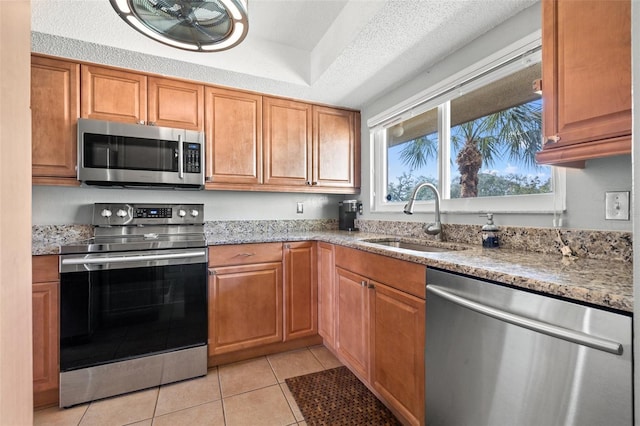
[481,213,500,248]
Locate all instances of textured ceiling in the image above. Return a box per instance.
[31,0,538,109]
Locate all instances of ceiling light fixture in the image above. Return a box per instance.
[110,0,249,52]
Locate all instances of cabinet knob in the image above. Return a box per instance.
[306,181,311,185]
[208,269,216,275]
[360,280,367,287]
[368,283,375,289]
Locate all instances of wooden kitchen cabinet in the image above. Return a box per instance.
[334,245,426,425]
[81,65,147,124]
[313,106,360,189]
[317,242,336,349]
[283,241,317,341]
[32,255,59,408]
[208,243,283,355]
[370,281,425,426]
[536,0,631,167]
[335,266,371,380]
[263,97,313,187]
[31,55,80,185]
[147,77,204,131]
[204,86,263,187]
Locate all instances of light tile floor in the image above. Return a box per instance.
[34,345,343,426]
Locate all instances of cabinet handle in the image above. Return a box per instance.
[360,280,367,287]
[148,121,156,126]
[235,252,256,257]
[544,135,561,145]
[138,120,145,125]
[209,269,216,275]
[311,181,318,186]
[306,181,311,185]
[368,284,375,289]
[284,244,290,249]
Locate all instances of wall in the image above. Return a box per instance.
[1,0,34,423]
[631,0,639,418]
[359,3,632,232]
[32,186,344,225]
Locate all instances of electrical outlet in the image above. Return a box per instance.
[605,191,630,220]
[296,202,304,214]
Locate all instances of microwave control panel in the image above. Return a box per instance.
[184,143,201,173]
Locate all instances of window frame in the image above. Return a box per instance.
[369,31,566,215]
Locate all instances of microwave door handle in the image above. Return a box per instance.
[178,134,184,179]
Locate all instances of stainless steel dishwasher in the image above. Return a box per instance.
[425,268,632,426]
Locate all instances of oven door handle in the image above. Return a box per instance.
[61,250,207,266]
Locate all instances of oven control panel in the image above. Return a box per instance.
[92,203,204,226]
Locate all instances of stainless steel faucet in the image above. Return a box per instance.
[403,182,442,237]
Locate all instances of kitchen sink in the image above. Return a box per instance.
[362,238,466,253]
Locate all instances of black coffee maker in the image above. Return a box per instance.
[338,200,361,231]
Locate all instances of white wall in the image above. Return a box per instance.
[358,3,632,232]
[1,0,34,423]
[32,186,344,225]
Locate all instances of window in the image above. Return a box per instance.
[370,33,565,214]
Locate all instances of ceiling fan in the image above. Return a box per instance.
[110,0,249,52]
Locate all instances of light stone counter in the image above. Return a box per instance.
[32,224,633,313]
[205,230,633,313]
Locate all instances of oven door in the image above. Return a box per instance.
[59,248,207,372]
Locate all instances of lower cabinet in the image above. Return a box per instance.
[208,242,319,361]
[32,255,60,408]
[208,261,283,355]
[334,245,426,426]
[317,242,336,349]
[283,241,317,341]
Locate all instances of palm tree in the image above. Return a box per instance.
[398,100,542,198]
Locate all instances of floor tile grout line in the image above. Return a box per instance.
[215,365,228,426]
[279,382,303,424]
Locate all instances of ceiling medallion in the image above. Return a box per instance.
[110,0,249,52]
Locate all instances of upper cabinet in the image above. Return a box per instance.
[263,97,313,187]
[31,55,80,185]
[536,0,631,167]
[204,86,263,186]
[81,65,147,124]
[148,77,204,131]
[313,106,360,189]
[81,65,204,130]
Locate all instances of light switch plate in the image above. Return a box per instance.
[605,191,630,220]
[296,202,304,214]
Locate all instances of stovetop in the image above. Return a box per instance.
[60,202,207,254]
[60,233,207,254]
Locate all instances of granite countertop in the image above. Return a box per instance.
[206,230,633,313]
[33,228,633,313]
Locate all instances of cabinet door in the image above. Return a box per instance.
[81,65,147,124]
[335,266,369,380]
[32,281,59,407]
[317,242,336,348]
[312,106,359,188]
[208,262,282,355]
[148,77,204,131]
[537,0,631,165]
[283,242,317,341]
[371,282,425,426]
[205,87,262,186]
[31,56,80,183]
[263,97,313,187]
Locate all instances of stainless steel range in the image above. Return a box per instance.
[59,203,208,407]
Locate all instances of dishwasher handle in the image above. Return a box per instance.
[427,284,623,355]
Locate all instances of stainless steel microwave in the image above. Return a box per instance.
[77,118,205,189]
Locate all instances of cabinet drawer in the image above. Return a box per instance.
[209,243,283,267]
[334,246,425,299]
[33,255,59,283]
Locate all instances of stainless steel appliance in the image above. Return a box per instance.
[77,118,205,189]
[59,203,208,407]
[338,199,361,231]
[425,268,632,426]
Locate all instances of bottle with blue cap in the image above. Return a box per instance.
[481,213,500,248]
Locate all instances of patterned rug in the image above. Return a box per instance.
[285,366,401,425]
